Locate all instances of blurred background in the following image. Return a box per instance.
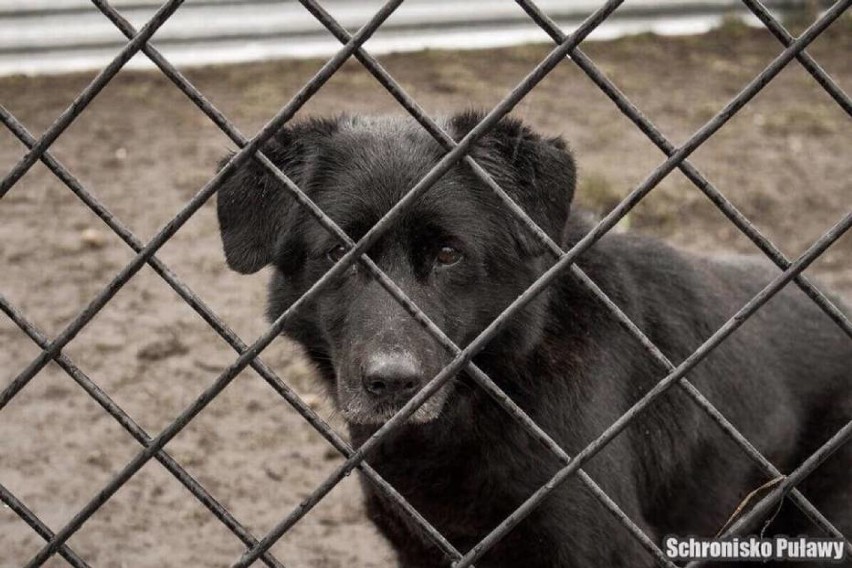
[0,0,835,75]
[1,1,849,566]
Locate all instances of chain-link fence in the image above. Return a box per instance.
[1,0,850,566]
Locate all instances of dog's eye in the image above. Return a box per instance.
[435,246,462,267]
[326,244,347,263]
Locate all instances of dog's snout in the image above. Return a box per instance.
[362,353,422,398]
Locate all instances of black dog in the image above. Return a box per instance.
[217,112,851,567]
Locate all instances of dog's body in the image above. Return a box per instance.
[217,113,851,567]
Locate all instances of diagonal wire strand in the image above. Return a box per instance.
[0,0,186,198]
[685,420,852,568]
[7,0,468,558]
[231,124,672,568]
[10,1,624,563]
[96,0,661,557]
[237,3,850,564]
[0,94,465,566]
[288,0,842,559]
[515,0,852,340]
[62,0,650,562]
[301,0,850,551]
[742,0,851,116]
[0,0,403,414]
[14,3,406,565]
[0,0,848,564]
[0,294,287,568]
[456,210,851,567]
[0,482,90,568]
[230,2,669,563]
[513,0,852,547]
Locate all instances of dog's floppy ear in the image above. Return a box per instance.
[216,118,339,274]
[450,110,576,253]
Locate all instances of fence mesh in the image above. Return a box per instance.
[1,0,850,566]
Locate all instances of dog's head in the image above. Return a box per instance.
[217,111,576,425]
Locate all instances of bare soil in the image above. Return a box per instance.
[1,19,850,567]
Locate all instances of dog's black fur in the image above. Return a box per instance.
[217,112,851,567]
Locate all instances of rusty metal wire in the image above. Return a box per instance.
[1,0,849,566]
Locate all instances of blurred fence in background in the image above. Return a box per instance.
[0,0,828,75]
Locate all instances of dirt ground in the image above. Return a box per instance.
[1,17,850,568]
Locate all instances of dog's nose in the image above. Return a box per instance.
[362,353,422,398]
